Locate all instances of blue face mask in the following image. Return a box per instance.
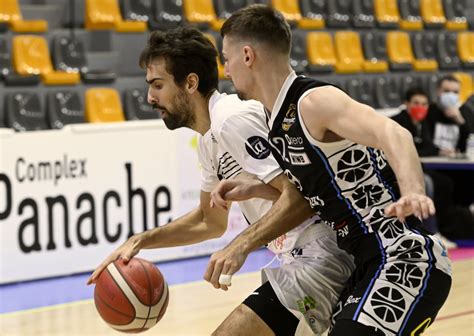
[439,92,459,109]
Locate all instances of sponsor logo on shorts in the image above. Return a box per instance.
[245,136,271,159]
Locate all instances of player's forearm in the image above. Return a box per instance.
[231,184,313,253]
[137,208,226,249]
[247,179,281,201]
[383,124,425,196]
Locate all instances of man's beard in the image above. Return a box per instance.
[161,92,195,130]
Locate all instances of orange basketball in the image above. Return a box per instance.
[94,258,169,333]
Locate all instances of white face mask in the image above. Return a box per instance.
[439,92,459,109]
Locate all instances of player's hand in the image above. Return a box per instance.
[203,243,249,291]
[210,179,254,210]
[86,235,142,285]
[384,193,435,222]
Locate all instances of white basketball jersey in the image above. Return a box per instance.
[198,91,316,254]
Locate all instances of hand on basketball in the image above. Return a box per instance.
[204,243,249,291]
[384,193,435,222]
[86,234,142,285]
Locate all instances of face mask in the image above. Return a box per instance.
[439,92,459,109]
[408,106,428,121]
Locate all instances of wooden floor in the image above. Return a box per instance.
[1,259,473,336]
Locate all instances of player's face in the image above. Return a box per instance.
[146,58,195,130]
[222,36,252,100]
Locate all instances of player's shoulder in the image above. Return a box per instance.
[210,93,266,132]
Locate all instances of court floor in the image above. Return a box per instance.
[1,248,473,335]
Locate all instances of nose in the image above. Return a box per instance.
[147,87,155,105]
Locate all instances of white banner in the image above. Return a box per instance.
[0,121,247,284]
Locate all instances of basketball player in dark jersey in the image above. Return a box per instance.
[204,4,452,335]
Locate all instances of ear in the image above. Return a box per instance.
[185,73,199,94]
[243,46,255,67]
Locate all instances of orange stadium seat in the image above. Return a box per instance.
[374,0,400,28]
[306,32,336,73]
[420,0,446,28]
[386,31,437,71]
[12,35,80,85]
[457,32,474,68]
[0,0,47,32]
[183,0,222,31]
[271,0,323,29]
[85,88,125,123]
[334,32,388,74]
[452,72,473,103]
[85,0,147,32]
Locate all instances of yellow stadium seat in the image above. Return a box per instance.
[204,33,226,79]
[374,0,400,27]
[0,0,47,32]
[306,32,336,72]
[271,0,324,29]
[386,32,437,72]
[457,32,474,68]
[334,32,388,74]
[85,88,125,123]
[452,73,473,104]
[183,0,222,31]
[85,0,146,32]
[12,35,80,85]
[420,0,446,27]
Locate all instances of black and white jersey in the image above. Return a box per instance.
[267,73,401,255]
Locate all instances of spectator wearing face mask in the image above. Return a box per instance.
[427,75,472,156]
[392,87,474,246]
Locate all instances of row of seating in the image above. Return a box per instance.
[0,0,472,33]
[0,87,156,132]
[1,29,472,87]
[1,72,472,132]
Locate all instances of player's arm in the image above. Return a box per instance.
[205,173,314,290]
[87,191,228,284]
[300,86,434,220]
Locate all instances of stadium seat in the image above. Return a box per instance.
[420,0,446,28]
[0,22,8,33]
[398,0,423,30]
[412,32,439,69]
[374,0,400,28]
[46,91,84,129]
[437,32,461,69]
[334,31,388,73]
[153,0,184,29]
[0,37,39,86]
[51,35,116,84]
[306,32,336,73]
[327,0,351,28]
[453,72,474,103]
[123,88,158,120]
[443,0,468,30]
[374,76,402,108]
[290,30,309,74]
[120,0,162,30]
[213,0,248,23]
[457,32,474,69]
[183,0,221,30]
[424,73,440,101]
[270,0,318,29]
[85,88,125,123]
[85,0,147,32]
[298,0,326,29]
[387,31,437,71]
[352,0,376,28]
[362,32,389,65]
[204,33,226,79]
[399,74,423,98]
[346,77,376,107]
[4,92,47,131]
[0,0,48,32]
[12,36,80,85]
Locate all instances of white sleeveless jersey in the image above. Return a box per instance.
[197,91,316,254]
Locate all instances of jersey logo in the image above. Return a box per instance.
[245,136,271,159]
[282,104,297,131]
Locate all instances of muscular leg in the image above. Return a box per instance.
[212,304,274,336]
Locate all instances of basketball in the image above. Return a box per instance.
[94,258,169,333]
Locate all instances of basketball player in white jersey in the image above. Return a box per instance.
[87,27,354,335]
[205,5,452,336]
